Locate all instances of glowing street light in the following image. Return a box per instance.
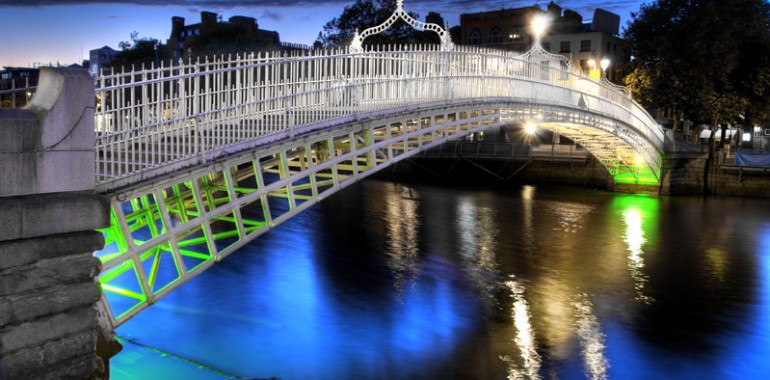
[531,14,550,42]
[600,58,610,79]
[524,122,537,135]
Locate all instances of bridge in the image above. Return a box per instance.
[2,1,664,338]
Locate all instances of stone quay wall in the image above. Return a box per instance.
[0,68,111,380]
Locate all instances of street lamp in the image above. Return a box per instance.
[531,14,550,44]
[600,58,610,80]
[524,122,537,135]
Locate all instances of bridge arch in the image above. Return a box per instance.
[96,96,659,328]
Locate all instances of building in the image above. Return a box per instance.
[460,2,630,82]
[167,11,282,60]
[0,67,39,108]
[89,46,118,75]
[460,5,541,51]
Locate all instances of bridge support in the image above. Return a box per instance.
[0,68,112,379]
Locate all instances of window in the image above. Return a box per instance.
[542,42,551,52]
[468,29,481,45]
[560,41,571,53]
[580,40,591,52]
[488,27,502,44]
[508,27,524,42]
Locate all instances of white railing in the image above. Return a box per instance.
[0,79,36,109]
[94,44,663,187]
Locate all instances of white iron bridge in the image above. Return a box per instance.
[93,3,664,329]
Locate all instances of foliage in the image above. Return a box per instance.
[112,32,170,70]
[624,0,770,130]
[315,0,442,48]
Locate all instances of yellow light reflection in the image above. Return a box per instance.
[456,197,498,269]
[705,247,728,285]
[623,208,654,304]
[384,185,420,294]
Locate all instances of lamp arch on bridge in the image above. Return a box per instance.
[350,0,455,52]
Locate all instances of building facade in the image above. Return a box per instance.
[167,11,282,60]
[460,2,630,83]
[88,46,118,75]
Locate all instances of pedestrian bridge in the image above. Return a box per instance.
[90,5,664,328]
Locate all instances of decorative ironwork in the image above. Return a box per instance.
[520,36,571,72]
[350,0,454,52]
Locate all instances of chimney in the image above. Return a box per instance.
[171,16,185,38]
[201,11,218,26]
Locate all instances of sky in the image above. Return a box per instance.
[0,0,646,68]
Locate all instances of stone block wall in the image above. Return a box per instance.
[0,68,111,380]
[659,150,710,195]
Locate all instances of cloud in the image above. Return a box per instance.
[0,0,645,23]
[0,0,343,7]
[259,9,282,22]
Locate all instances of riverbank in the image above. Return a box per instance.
[380,148,770,198]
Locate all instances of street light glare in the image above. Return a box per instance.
[531,14,550,39]
[600,58,610,71]
[524,123,537,135]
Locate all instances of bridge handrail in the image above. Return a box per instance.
[94,45,663,189]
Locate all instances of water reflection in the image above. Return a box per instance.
[616,195,657,304]
[383,183,420,294]
[502,276,542,380]
[622,207,653,303]
[573,294,609,380]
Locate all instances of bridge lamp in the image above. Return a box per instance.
[531,14,550,42]
[600,58,610,79]
[635,155,645,166]
[524,123,537,135]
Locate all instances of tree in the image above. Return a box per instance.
[112,32,170,70]
[624,0,770,144]
[316,0,425,48]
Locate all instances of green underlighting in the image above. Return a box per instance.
[613,165,660,186]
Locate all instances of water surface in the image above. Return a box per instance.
[112,181,770,380]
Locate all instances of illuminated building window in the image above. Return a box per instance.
[508,27,524,42]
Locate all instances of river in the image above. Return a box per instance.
[111,180,770,380]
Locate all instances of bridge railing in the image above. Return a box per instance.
[94,45,663,189]
[0,80,36,109]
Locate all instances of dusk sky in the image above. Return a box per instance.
[0,0,646,68]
